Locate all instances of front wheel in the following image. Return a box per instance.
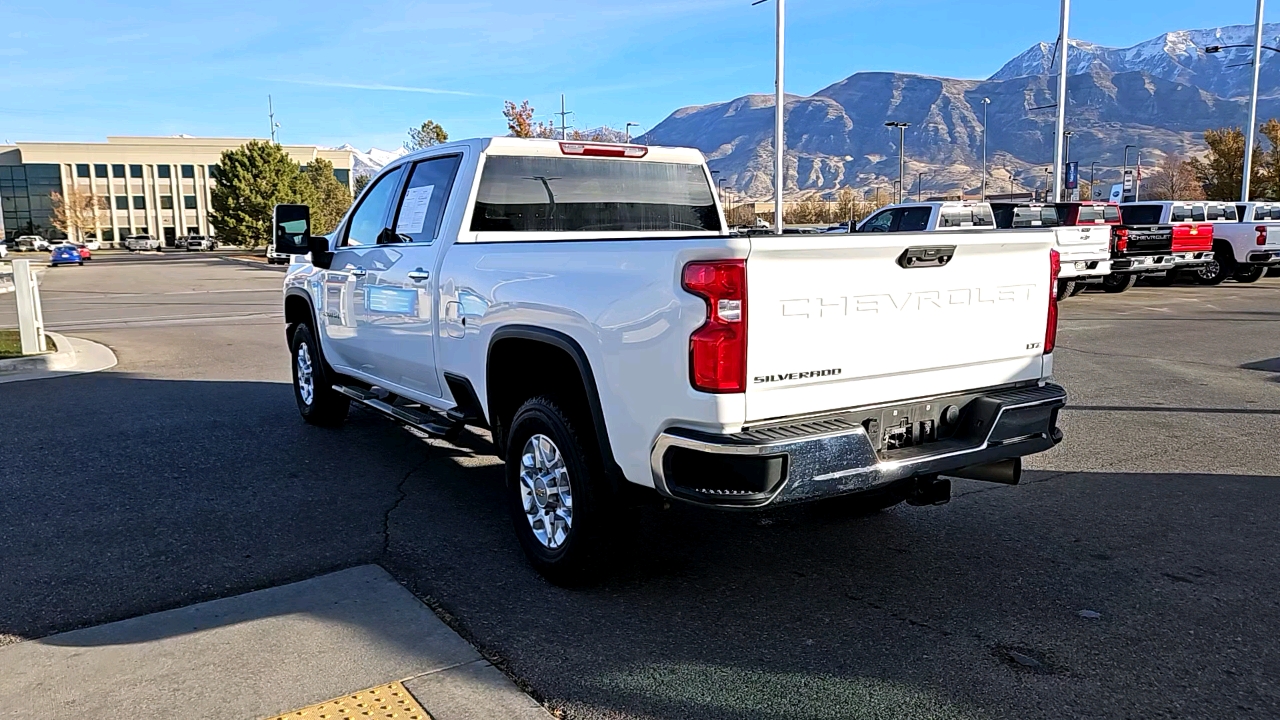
[1101,273,1137,293]
[1234,265,1265,283]
[290,323,349,427]
[506,397,613,584]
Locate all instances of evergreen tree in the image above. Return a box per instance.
[209,140,310,247]
[300,158,352,235]
[406,120,449,151]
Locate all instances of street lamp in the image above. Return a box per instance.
[1090,161,1100,198]
[1050,0,1071,203]
[916,171,926,202]
[753,0,786,234]
[1204,0,1271,200]
[980,97,991,201]
[624,122,640,143]
[1044,167,1052,202]
[1063,130,1074,164]
[885,121,910,203]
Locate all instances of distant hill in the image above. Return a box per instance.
[331,144,408,178]
[640,23,1280,198]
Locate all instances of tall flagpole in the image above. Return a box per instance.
[1052,0,1071,203]
[774,0,785,234]
[1243,0,1266,201]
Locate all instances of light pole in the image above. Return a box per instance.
[1090,161,1100,198]
[892,180,902,205]
[1064,130,1074,164]
[1204,7,1270,200]
[885,121,910,203]
[1135,150,1142,202]
[916,171,925,202]
[625,122,640,143]
[1051,0,1071,203]
[1044,167,1052,202]
[981,97,991,201]
[752,0,786,234]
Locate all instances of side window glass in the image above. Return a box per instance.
[343,166,406,247]
[389,155,463,244]
[1223,205,1238,221]
[1171,205,1190,222]
[1191,205,1206,222]
[862,210,895,232]
[897,207,930,232]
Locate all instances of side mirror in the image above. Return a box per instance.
[272,204,311,255]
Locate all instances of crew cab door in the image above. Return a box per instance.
[320,164,406,373]
[357,153,464,399]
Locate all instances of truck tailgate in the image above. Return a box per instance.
[744,231,1053,423]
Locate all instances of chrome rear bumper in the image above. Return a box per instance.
[651,383,1066,509]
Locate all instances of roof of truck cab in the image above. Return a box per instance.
[394,137,708,166]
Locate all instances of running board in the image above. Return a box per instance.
[333,384,463,439]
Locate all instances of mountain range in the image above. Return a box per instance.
[333,144,409,179]
[639,23,1280,199]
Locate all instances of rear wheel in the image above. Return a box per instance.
[1055,280,1076,301]
[506,396,614,585]
[1234,265,1265,283]
[290,322,349,427]
[1195,248,1235,285]
[1069,283,1088,297]
[1101,273,1137,293]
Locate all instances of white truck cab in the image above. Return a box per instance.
[275,138,1066,582]
[1122,200,1280,283]
[857,201,995,233]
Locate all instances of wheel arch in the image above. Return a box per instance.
[485,326,622,482]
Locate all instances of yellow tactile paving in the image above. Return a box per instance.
[266,681,430,720]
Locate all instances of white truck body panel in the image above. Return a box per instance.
[285,138,1058,492]
[1051,226,1112,278]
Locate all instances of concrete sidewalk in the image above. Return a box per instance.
[0,332,117,384]
[0,566,551,720]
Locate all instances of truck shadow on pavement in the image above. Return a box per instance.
[4,373,1279,719]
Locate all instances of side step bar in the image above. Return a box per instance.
[333,384,464,440]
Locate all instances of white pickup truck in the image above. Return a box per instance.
[859,201,1112,299]
[274,138,1066,581]
[1120,201,1280,284]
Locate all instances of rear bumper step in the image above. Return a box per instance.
[651,383,1066,509]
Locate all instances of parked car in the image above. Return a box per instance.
[77,245,92,261]
[266,241,292,264]
[124,234,161,252]
[49,243,83,266]
[185,235,218,251]
[275,137,1066,581]
[1121,201,1280,284]
[15,235,51,252]
[989,202,1113,299]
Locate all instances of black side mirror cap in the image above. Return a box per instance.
[308,235,333,270]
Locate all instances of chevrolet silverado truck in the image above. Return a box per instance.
[273,138,1067,582]
[988,202,1113,299]
[1121,201,1280,284]
[856,201,995,232]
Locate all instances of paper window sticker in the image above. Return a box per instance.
[395,185,435,235]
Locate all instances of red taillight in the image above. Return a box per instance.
[1113,227,1128,253]
[683,260,747,393]
[1046,249,1060,355]
[559,142,648,158]
[1257,225,1268,246]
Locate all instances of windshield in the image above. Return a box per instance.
[471,155,721,233]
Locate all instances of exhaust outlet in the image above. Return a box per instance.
[947,458,1022,485]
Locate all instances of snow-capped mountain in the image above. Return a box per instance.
[332,144,409,178]
[641,23,1280,199]
[991,23,1280,97]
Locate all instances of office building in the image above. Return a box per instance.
[0,136,352,245]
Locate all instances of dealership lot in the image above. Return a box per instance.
[1,253,1278,719]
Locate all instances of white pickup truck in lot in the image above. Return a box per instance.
[274,138,1066,581]
[1121,200,1280,284]
[859,201,1112,299]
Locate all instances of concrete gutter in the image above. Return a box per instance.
[0,332,117,383]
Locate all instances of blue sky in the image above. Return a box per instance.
[0,0,1269,150]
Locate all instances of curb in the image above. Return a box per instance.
[220,255,285,270]
[0,332,117,383]
[0,331,77,375]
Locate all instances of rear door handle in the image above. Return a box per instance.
[407,270,431,282]
[350,267,367,278]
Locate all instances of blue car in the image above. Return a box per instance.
[50,244,83,266]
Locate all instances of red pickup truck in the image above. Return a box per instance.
[1118,204,1213,284]
[1056,201,1177,293]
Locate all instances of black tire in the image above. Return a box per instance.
[1101,273,1138,293]
[289,322,349,427]
[1266,267,1280,278]
[506,396,614,585]
[77,261,83,266]
[1195,247,1235,285]
[1234,265,1265,284]
[1055,279,1076,301]
[1069,282,1088,297]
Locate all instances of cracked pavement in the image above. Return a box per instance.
[2,254,1279,719]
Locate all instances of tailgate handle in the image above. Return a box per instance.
[897,246,956,268]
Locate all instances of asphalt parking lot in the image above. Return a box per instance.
[2,252,1278,719]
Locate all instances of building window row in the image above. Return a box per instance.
[73,163,199,179]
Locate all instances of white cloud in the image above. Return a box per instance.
[267,78,481,96]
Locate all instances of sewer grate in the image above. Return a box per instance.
[266,681,430,719]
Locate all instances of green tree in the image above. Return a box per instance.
[209,140,310,247]
[353,174,372,196]
[503,100,557,138]
[1188,127,1264,200]
[406,120,449,151]
[301,157,352,235]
